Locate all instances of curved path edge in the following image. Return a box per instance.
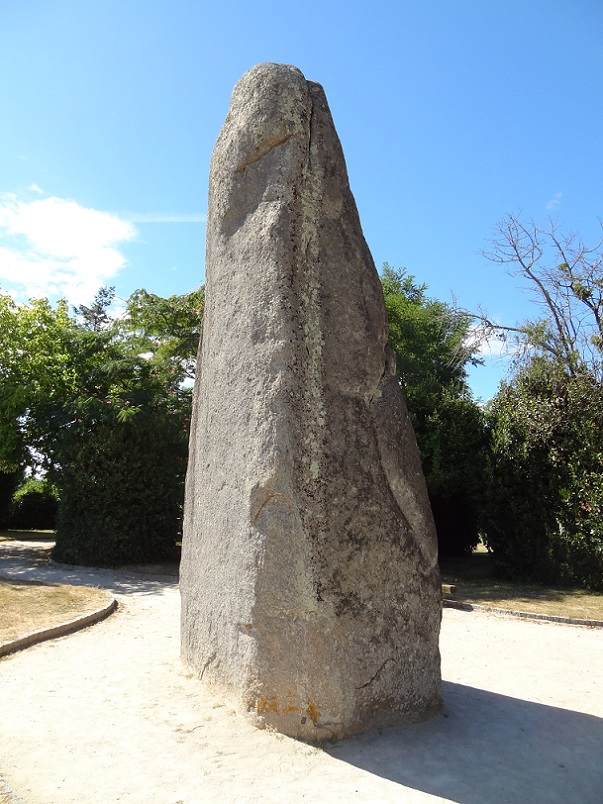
[443,597,603,628]
[0,595,118,658]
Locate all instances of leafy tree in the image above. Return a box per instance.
[483,362,603,589]
[118,288,204,383]
[52,405,189,566]
[481,216,603,589]
[0,295,77,472]
[7,477,59,531]
[0,286,202,565]
[381,264,487,555]
[73,285,116,331]
[382,265,476,392]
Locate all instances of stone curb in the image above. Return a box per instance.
[0,596,118,659]
[443,598,603,628]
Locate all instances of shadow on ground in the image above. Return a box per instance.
[0,539,178,597]
[327,681,603,804]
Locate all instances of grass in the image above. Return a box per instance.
[440,546,603,621]
[3,531,601,640]
[0,529,55,541]
[0,579,113,644]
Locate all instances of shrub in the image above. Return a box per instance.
[52,413,187,567]
[381,265,488,556]
[0,470,23,527]
[8,477,59,530]
[482,364,603,590]
[418,389,488,556]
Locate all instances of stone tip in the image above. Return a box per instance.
[235,63,316,93]
[243,62,305,77]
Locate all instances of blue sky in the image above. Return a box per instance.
[1,0,601,399]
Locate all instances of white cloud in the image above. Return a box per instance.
[0,192,137,304]
[478,336,514,359]
[123,211,206,224]
[546,192,562,212]
[28,183,45,195]
[466,323,516,360]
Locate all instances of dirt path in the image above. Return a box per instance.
[1,542,602,803]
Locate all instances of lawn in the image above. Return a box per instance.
[440,547,603,621]
[2,532,601,637]
[0,579,113,645]
[0,529,55,541]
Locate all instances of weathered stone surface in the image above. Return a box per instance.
[180,63,441,740]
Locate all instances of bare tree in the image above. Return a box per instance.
[480,213,603,380]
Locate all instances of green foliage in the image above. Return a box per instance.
[483,364,603,590]
[381,264,487,555]
[117,287,204,384]
[480,216,603,590]
[7,477,59,531]
[0,469,24,527]
[382,264,476,398]
[0,294,77,471]
[0,285,202,566]
[73,286,116,331]
[53,414,187,566]
[420,389,489,556]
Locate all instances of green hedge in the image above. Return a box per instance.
[7,478,58,531]
[0,470,23,527]
[482,366,603,591]
[52,413,187,567]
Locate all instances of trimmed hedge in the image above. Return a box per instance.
[7,478,58,531]
[52,413,187,567]
[0,470,23,527]
[482,367,603,591]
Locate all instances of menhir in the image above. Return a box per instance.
[180,62,442,741]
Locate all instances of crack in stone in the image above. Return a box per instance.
[355,657,396,690]
[368,345,396,406]
[252,493,290,522]
[235,133,293,173]
[306,85,316,166]
[199,651,217,680]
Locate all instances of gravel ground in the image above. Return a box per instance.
[1,541,602,803]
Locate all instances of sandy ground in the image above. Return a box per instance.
[1,541,602,804]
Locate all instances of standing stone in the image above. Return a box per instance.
[180,63,441,740]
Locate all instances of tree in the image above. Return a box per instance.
[481,216,603,589]
[482,214,603,378]
[118,288,204,384]
[0,286,203,565]
[0,295,77,472]
[382,264,476,398]
[73,285,116,331]
[6,477,59,531]
[483,362,603,589]
[381,265,488,555]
